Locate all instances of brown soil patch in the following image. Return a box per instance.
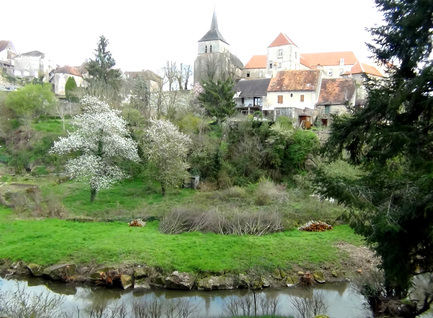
[336,241,380,273]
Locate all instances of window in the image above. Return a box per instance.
[290,93,293,98]
[278,62,282,68]
[278,49,283,58]
[295,52,297,59]
[328,69,333,77]
[278,95,283,104]
[300,94,304,102]
[340,58,344,66]
[210,45,213,52]
[205,46,207,53]
[246,71,250,78]
[269,62,273,69]
[325,105,330,114]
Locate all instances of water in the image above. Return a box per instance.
[0,277,373,318]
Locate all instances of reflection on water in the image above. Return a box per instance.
[0,277,373,318]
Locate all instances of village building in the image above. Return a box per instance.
[0,40,17,75]
[51,65,85,96]
[13,50,55,81]
[194,10,243,84]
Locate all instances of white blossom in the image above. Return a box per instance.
[50,95,140,194]
[143,119,192,192]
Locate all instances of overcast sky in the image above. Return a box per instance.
[3,0,384,74]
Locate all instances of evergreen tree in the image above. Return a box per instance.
[65,77,78,102]
[86,35,122,94]
[198,78,236,122]
[316,0,433,312]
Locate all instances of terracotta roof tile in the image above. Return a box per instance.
[317,78,356,105]
[268,70,320,92]
[300,51,358,68]
[344,62,383,77]
[244,55,267,69]
[54,65,82,77]
[268,33,298,48]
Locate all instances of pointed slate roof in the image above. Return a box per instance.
[268,33,298,48]
[198,10,229,44]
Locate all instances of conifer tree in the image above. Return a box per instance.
[317,0,433,311]
[198,78,236,123]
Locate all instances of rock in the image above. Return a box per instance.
[272,268,282,279]
[314,315,330,318]
[27,263,44,277]
[331,270,339,278]
[120,274,133,289]
[133,266,154,278]
[165,271,195,290]
[313,271,325,284]
[286,275,299,287]
[134,277,151,289]
[90,267,120,286]
[238,273,250,289]
[43,264,76,281]
[197,275,235,291]
[150,274,166,288]
[280,269,288,278]
[299,271,314,286]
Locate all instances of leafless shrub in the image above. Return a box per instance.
[167,299,200,318]
[160,207,283,236]
[0,284,69,318]
[290,291,328,318]
[254,180,289,206]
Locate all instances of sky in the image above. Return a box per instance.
[3,0,384,75]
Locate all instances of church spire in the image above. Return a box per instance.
[198,8,229,45]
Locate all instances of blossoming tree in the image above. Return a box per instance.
[143,119,192,195]
[50,96,140,202]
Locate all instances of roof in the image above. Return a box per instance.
[268,33,298,48]
[343,62,384,77]
[268,70,320,92]
[230,53,244,69]
[124,70,162,82]
[244,55,267,69]
[198,10,229,44]
[301,51,358,68]
[54,66,82,77]
[0,40,15,53]
[317,78,356,105]
[234,78,271,98]
[21,50,45,57]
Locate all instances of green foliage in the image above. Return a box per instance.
[5,83,57,121]
[198,78,236,122]
[85,35,123,96]
[317,0,433,300]
[65,77,79,102]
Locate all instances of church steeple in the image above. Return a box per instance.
[198,8,229,45]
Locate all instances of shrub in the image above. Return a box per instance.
[254,180,288,206]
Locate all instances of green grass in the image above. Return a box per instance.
[0,206,363,272]
[31,118,71,134]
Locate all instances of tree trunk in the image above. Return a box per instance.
[90,188,97,202]
[161,184,166,196]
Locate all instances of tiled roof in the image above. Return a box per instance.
[244,55,267,69]
[300,51,358,68]
[317,78,356,105]
[343,62,383,77]
[268,33,298,48]
[124,70,162,82]
[268,70,320,92]
[21,50,45,57]
[234,78,271,97]
[199,10,229,44]
[54,66,82,77]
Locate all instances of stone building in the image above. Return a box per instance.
[194,10,243,84]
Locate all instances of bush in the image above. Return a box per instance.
[159,207,283,236]
[254,180,288,206]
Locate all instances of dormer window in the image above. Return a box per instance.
[210,45,213,53]
[340,58,344,66]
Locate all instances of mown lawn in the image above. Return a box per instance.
[0,206,363,273]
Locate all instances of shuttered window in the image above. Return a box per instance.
[278,95,283,104]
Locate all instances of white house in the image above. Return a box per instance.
[0,40,17,75]
[52,65,84,96]
[13,51,55,81]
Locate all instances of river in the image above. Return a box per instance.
[0,277,374,318]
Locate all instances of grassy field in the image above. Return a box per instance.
[0,204,363,273]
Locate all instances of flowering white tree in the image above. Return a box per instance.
[143,119,192,195]
[50,96,140,202]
